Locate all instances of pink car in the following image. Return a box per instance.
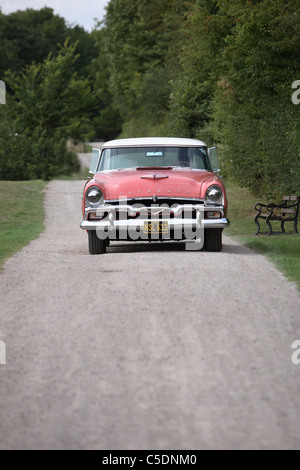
[81,138,229,254]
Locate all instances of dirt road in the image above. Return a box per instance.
[0,179,300,450]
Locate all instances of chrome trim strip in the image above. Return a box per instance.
[81,218,230,231]
[84,204,225,219]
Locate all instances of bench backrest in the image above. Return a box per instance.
[281,196,300,218]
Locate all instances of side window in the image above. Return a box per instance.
[190,148,207,170]
[90,148,101,174]
[208,147,220,173]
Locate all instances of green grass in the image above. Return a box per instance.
[0,181,46,268]
[226,181,300,289]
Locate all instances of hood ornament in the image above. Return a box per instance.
[140,173,169,181]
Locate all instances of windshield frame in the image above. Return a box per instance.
[97,146,212,173]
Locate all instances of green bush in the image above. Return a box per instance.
[0,42,94,180]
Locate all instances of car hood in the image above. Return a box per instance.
[92,168,222,201]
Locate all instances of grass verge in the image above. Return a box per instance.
[0,181,46,269]
[226,181,300,289]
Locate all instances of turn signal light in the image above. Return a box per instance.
[207,211,221,219]
[89,212,102,220]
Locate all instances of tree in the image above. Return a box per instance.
[0,7,67,73]
[0,7,98,78]
[212,0,300,195]
[0,42,95,180]
[88,28,122,140]
[100,0,188,134]
[168,0,234,140]
[168,0,300,195]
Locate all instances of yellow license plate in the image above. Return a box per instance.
[143,221,169,234]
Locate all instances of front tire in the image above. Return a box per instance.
[204,228,223,252]
[88,231,107,255]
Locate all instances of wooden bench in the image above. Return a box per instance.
[254,196,300,236]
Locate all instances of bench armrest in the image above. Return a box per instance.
[255,203,271,214]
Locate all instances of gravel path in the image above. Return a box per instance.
[0,179,299,450]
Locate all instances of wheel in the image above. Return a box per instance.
[88,231,107,255]
[204,228,223,252]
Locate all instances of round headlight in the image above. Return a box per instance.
[86,187,103,206]
[205,185,223,205]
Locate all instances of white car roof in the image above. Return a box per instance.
[102,137,207,148]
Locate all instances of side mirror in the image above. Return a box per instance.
[90,148,101,174]
[208,147,221,174]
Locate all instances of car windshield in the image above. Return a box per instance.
[99,147,212,172]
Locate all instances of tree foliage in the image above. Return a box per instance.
[94,0,189,134]
[0,7,97,77]
[0,2,299,194]
[95,0,300,195]
[211,0,300,195]
[0,43,94,180]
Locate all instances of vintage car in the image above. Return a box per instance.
[81,138,229,254]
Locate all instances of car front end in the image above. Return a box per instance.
[81,138,229,254]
